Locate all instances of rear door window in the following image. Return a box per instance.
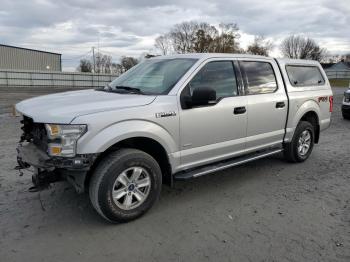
[240,61,277,95]
[286,65,325,86]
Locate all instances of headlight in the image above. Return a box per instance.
[344,93,350,103]
[45,124,87,157]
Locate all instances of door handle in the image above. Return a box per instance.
[234,106,246,114]
[276,102,285,108]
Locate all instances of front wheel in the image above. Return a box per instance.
[342,112,350,120]
[89,148,162,223]
[284,121,315,163]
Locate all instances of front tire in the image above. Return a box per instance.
[284,121,315,163]
[342,112,350,120]
[89,148,162,223]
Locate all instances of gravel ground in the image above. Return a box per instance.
[0,87,86,114]
[0,87,349,262]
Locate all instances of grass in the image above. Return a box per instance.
[329,79,350,88]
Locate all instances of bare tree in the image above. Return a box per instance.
[193,23,218,52]
[246,36,273,56]
[76,52,139,76]
[95,52,113,73]
[213,23,241,53]
[344,53,350,62]
[155,21,241,54]
[77,59,92,72]
[111,63,123,75]
[155,34,173,55]
[169,21,199,53]
[280,35,326,61]
[120,56,139,72]
[110,57,139,75]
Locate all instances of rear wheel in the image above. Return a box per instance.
[89,148,162,223]
[284,121,314,163]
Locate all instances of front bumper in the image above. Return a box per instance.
[16,143,98,192]
[17,143,51,168]
[17,143,97,170]
[342,104,350,118]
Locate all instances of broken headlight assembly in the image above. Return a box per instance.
[45,124,87,157]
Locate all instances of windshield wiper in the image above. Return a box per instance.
[95,83,112,92]
[114,85,144,94]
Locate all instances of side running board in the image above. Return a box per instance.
[174,148,283,181]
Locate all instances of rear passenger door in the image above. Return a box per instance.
[239,60,288,152]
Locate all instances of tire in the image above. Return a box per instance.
[284,121,315,163]
[89,148,162,223]
[342,106,350,120]
[342,112,350,120]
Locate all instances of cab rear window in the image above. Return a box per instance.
[286,65,325,87]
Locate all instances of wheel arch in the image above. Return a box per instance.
[77,120,177,154]
[289,100,321,144]
[299,111,320,143]
[85,136,173,189]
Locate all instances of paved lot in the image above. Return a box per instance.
[0,88,349,262]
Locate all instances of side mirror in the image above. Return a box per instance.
[191,87,216,106]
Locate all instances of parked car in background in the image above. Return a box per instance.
[342,89,350,120]
[15,53,333,223]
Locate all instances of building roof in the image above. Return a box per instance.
[0,44,61,56]
[320,63,335,69]
[325,61,350,71]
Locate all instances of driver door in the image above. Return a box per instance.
[178,59,247,170]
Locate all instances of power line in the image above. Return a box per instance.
[95,48,121,58]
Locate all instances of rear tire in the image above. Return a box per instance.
[284,121,314,163]
[89,148,162,223]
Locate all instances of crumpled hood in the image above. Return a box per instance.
[16,89,156,123]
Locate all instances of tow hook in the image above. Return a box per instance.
[29,169,62,192]
[15,156,30,176]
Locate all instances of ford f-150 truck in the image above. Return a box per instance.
[15,54,333,222]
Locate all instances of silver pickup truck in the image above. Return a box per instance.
[15,54,333,222]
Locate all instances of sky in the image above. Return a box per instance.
[1,0,349,71]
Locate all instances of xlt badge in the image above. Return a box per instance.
[155,111,177,118]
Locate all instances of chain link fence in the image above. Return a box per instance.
[325,70,350,79]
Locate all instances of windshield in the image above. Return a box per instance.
[108,58,197,95]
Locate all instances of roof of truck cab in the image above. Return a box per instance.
[151,53,321,66]
[152,53,273,60]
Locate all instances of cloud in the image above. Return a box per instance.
[1,0,349,70]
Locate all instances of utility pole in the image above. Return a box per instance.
[92,46,96,73]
